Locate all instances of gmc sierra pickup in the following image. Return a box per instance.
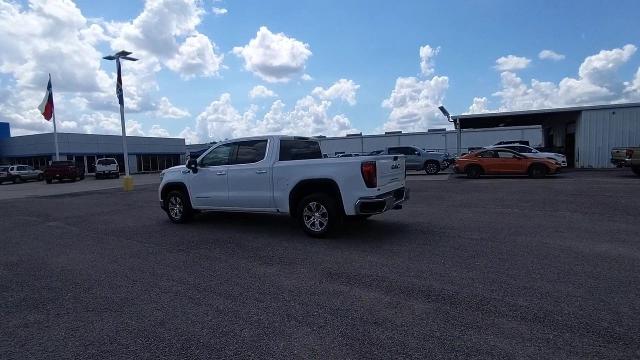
[159,136,409,237]
[611,146,640,176]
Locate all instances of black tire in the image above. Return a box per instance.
[297,193,341,238]
[632,166,640,176]
[466,165,482,179]
[79,174,85,180]
[528,164,547,178]
[424,161,440,175]
[115,174,120,179]
[165,190,193,224]
[96,173,102,179]
[13,176,22,184]
[37,174,43,181]
[45,178,53,184]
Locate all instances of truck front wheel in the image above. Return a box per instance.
[165,190,193,223]
[298,194,340,238]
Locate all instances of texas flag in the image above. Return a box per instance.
[38,74,54,121]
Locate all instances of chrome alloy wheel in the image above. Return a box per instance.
[303,201,329,232]
[168,195,184,220]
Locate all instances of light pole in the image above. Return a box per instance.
[439,105,461,156]
[103,50,138,188]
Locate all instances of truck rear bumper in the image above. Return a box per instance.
[355,187,409,215]
[611,158,630,167]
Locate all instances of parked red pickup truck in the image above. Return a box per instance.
[44,161,85,183]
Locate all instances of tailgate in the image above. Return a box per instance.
[611,148,630,160]
[375,155,405,187]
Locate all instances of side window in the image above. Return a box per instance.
[18,166,27,171]
[388,148,402,155]
[517,146,531,153]
[279,140,322,161]
[497,150,517,158]
[478,150,497,158]
[200,144,234,167]
[231,140,268,165]
[405,147,419,155]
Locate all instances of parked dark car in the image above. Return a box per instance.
[44,161,85,183]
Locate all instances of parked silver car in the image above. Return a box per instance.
[380,146,449,175]
[6,165,44,183]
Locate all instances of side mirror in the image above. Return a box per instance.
[186,158,198,173]
[415,151,421,156]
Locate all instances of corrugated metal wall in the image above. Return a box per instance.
[577,107,640,168]
[319,126,543,156]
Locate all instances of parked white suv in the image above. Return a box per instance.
[95,158,119,179]
[159,136,409,237]
[489,144,567,167]
[6,165,43,183]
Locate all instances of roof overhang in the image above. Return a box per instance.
[451,102,640,129]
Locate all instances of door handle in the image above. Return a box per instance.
[255,170,267,174]
[216,171,226,175]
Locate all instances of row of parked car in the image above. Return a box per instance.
[453,141,568,179]
[0,157,121,184]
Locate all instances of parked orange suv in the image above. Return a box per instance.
[454,148,560,179]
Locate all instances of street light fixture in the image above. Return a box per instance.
[438,105,462,156]
[102,50,138,187]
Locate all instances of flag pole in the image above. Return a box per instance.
[52,106,60,161]
[50,74,60,161]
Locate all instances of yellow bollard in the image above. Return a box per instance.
[122,176,134,191]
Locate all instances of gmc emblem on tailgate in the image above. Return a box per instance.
[391,163,401,169]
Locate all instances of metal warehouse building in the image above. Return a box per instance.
[318,126,544,158]
[453,103,640,168]
[0,132,186,175]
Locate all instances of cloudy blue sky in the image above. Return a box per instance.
[1,0,639,142]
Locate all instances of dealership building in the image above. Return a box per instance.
[0,127,186,175]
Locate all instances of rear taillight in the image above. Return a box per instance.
[626,149,634,159]
[361,161,377,188]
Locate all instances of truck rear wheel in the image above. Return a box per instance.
[298,194,340,238]
[165,190,193,223]
[632,166,640,176]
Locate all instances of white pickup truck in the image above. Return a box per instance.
[159,135,409,237]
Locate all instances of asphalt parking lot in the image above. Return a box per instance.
[1,170,639,359]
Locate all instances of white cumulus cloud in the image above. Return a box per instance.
[381,45,450,132]
[249,85,277,99]
[194,89,357,142]
[212,7,227,15]
[233,26,312,83]
[419,45,440,76]
[494,55,531,71]
[155,97,190,118]
[311,79,360,105]
[538,50,565,61]
[470,44,639,113]
[149,124,171,137]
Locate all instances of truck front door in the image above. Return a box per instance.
[187,143,233,208]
